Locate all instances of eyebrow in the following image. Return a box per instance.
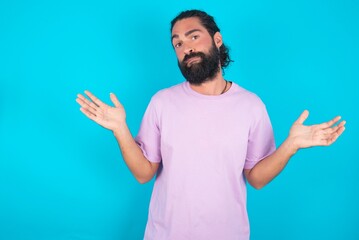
[171,29,203,42]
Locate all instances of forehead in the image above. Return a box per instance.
[171,17,207,36]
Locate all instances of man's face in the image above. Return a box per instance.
[171,17,223,85]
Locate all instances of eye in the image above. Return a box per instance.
[174,42,182,48]
[191,35,199,40]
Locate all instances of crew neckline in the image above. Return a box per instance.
[183,80,237,99]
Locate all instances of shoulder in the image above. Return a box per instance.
[232,84,272,128]
[150,82,185,103]
[230,83,270,124]
[143,82,185,114]
[233,83,266,109]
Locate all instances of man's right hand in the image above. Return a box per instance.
[76,90,126,132]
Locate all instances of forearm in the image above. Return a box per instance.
[246,137,298,189]
[113,123,156,183]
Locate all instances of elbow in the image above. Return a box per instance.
[246,169,268,190]
[138,180,149,184]
[134,160,159,184]
[136,174,154,184]
[251,182,266,190]
[247,174,267,189]
[136,177,151,184]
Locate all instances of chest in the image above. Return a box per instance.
[160,100,251,154]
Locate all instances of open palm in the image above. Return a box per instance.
[76,90,126,131]
[289,110,346,149]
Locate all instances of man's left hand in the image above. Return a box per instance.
[289,110,346,150]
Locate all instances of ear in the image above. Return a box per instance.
[213,32,223,48]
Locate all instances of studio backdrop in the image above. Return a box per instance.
[0,0,358,239]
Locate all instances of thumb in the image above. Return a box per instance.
[295,110,309,124]
[110,93,122,108]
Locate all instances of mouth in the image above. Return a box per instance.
[185,57,201,66]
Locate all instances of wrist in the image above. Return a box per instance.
[112,121,128,136]
[284,137,300,155]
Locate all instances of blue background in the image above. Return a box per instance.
[1,0,358,239]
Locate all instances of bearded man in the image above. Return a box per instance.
[76,9,345,240]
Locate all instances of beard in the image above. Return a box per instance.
[178,41,220,85]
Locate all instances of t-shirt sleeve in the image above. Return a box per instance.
[244,101,276,169]
[134,97,162,163]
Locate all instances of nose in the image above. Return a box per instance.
[183,44,195,55]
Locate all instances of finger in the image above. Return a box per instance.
[294,110,309,124]
[77,94,98,112]
[77,99,98,117]
[80,107,97,121]
[337,125,346,137]
[338,120,346,127]
[77,93,90,102]
[84,90,105,108]
[76,96,98,114]
[326,130,342,145]
[319,120,346,136]
[321,125,342,137]
[322,127,336,135]
[321,126,345,146]
[318,116,341,129]
[110,93,122,108]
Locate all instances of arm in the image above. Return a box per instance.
[76,90,159,184]
[113,123,160,184]
[244,110,346,189]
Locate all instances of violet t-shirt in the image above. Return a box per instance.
[135,81,276,240]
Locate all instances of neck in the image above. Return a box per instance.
[188,69,228,96]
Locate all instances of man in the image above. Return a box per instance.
[76,10,345,240]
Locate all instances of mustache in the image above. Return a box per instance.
[183,52,205,64]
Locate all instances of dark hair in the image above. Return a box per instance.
[171,9,233,69]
